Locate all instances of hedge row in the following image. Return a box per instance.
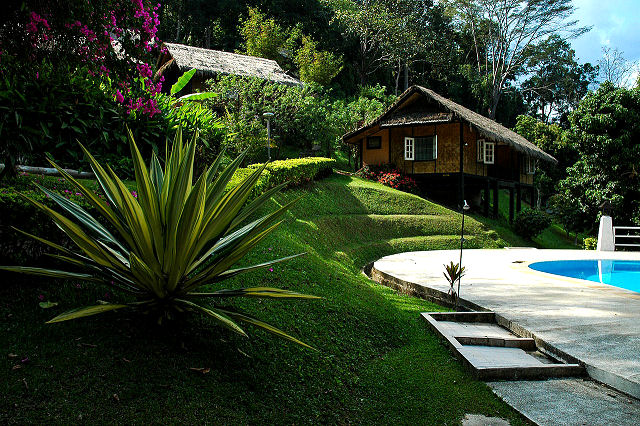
[247,157,335,187]
[0,157,335,265]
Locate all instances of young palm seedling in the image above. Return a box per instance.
[443,261,465,310]
[1,127,318,349]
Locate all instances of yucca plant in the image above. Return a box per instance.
[443,261,465,309]
[1,126,318,348]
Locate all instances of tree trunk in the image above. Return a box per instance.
[403,63,409,91]
[394,60,401,95]
[489,89,502,120]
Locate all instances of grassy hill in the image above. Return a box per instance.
[1,174,526,424]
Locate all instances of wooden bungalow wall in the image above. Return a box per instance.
[359,122,534,185]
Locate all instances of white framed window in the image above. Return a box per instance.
[404,137,414,160]
[414,135,437,161]
[483,141,495,164]
[524,155,536,174]
[477,139,485,162]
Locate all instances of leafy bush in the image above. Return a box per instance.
[1,127,317,347]
[248,157,335,187]
[295,35,343,85]
[356,164,419,194]
[226,167,272,199]
[0,174,112,265]
[207,76,331,162]
[583,237,597,250]
[0,57,224,180]
[376,171,419,194]
[557,82,640,228]
[0,60,124,172]
[513,209,552,240]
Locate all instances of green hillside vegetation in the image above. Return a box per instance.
[1,175,524,424]
[479,188,582,249]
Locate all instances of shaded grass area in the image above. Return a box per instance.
[479,188,581,249]
[1,174,524,424]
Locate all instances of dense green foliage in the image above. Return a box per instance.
[0,156,335,266]
[207,76,393,163]
[513,209,552,240]
[513,115,578,205]
[155,0,594,124]
[295,35,344,85]
[559,83,640,227]
[521,35,598,124]
[583,237,597,250]
[1,175,527,424]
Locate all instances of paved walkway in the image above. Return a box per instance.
[372,249,640,399]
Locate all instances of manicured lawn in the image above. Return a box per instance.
[1,174,525,424]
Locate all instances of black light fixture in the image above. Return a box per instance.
[457,199,470,307]
[263,112,274,161]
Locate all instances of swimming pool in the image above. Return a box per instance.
[529,260,640,293]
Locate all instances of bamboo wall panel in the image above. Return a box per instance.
[361,122,534,184]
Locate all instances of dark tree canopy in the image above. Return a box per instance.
[559,82,640,227]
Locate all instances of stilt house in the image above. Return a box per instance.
[342,86,557,221]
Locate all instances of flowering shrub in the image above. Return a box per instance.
[356,165,379,181]
[356,164,419,194]
[2,0,164,118]
[376,171,419,194]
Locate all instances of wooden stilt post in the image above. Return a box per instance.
[483,179,490,216]
[509,187,515,223]
[516,184,522,213]
[492,180,499,218]
[459,122,464,210]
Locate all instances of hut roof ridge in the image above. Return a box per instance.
[343,85,557,164]
[162,42,302,87]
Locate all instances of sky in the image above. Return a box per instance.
[570,0,640,84]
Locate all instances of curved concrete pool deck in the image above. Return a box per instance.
[371,249,640,398]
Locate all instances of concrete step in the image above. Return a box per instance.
[489,378,640,426]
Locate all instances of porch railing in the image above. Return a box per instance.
[613,226,640,251]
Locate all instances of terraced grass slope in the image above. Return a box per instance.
[0,174,523,424]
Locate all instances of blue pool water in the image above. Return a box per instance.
[529,260,640,293]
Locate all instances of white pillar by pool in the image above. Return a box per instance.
[597,215,615,251]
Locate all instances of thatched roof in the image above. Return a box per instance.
[381,111,453,127]
[344,86,557,164]
[161,42,302,87]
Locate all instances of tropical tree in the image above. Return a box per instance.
[598,46,639,88]
[295,35,344,85]
[450,0,587,118]
[323,0,404,86]
[513,114,578,206]
[558,82,640,227]
[521,35,597,124]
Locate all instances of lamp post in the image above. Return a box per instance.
[457,199,470,308]
[263,112,274,161]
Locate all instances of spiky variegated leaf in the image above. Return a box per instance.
[2,125,316,349]
[216,308,316,350]
[46,304,129,323]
